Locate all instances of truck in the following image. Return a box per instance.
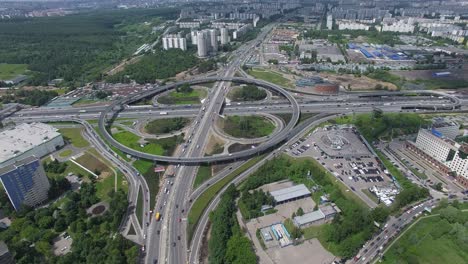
[159,111,168,115]
[155,212,161,221]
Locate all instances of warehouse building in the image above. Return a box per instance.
[270,184,311,205]
[0,122,64,168]
[0,156,50,211]
[293,204,341,228]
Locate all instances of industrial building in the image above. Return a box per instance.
[0,122,64,168]
[293,204,341,228]
[162,34,187,51]
[407,128,468,187]
[270,184,311,205]
[0,156,50,211]
[295,77,339,95]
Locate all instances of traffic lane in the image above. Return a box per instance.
[355,199,438,263]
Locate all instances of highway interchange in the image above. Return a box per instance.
[4,23,468,264]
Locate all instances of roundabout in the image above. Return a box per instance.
[98,77,301,164]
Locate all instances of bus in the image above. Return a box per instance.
[155,212,161,221]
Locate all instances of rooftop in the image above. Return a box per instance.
[294,210,325,225]
[270,184,311,203]
[0,123,61,164]
[0,156,38,175]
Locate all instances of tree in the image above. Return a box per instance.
[371,206,389,223]
[372,108,384,119]
[54,218,67,232]
[296,207,304,216]
[176,83,193,93]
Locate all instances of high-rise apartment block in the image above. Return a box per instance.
[162,34,187,51]
[0,156,50,211]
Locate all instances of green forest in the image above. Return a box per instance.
[231,85,267,101]
[0,8,178,86]
[0,183,136,264]
[209,184,257,264]
[106,49,199,84]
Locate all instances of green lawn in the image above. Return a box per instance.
[136,188,144,226]
[44,159,90,179]
[157,88,207,105]
[59,128,90,148]
[133,159,160,209]
[145,117,190,135]
[247,68,293,88]
[0,63,28,80]
[112,130,183,156]
[96,171,127,200]
[302,224,341,256]
[412,79,468,90]
[59,149,73,158]
[187,155,265,242]
[222,115,275,138]
[383,213,468,264]
[193,165,212,189]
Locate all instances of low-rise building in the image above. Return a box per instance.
[270,184,311,205]
[293,204,341,228]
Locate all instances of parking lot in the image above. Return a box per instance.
[286,125,397,207]
[52,232,73,256]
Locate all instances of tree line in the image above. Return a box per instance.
[209,184,257,264]
[0,8,179,86]
[0,183,136,264]
[106,49,199,84]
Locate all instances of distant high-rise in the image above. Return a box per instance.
[209,29,218,53]
[190,30,198,45]
[197,31,208,57]
[162,34,187,51]
[220,27,229,45]
[327,15,333,30]
[0,156,50,211]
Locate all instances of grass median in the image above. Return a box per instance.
[187,155,265,242]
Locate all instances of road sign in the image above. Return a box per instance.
[154,166,166,173]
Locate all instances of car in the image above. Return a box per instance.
[178,236,181,240]
[172,242,176,247]
[157,230,160,235]
[179,218,182,222]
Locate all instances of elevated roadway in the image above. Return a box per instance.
[97,77,301,164]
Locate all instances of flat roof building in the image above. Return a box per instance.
[270,184,311,205]
[293,204,340,228]
[0,122,64,168]
[0,156,50,211]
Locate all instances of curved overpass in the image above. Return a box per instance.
[98,77,301,164]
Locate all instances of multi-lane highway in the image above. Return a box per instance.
[3,19,467,264]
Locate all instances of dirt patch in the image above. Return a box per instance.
[318,72,398,91]
[205,133,225,155]
[92,205,106,214]
[228,143,259,153]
